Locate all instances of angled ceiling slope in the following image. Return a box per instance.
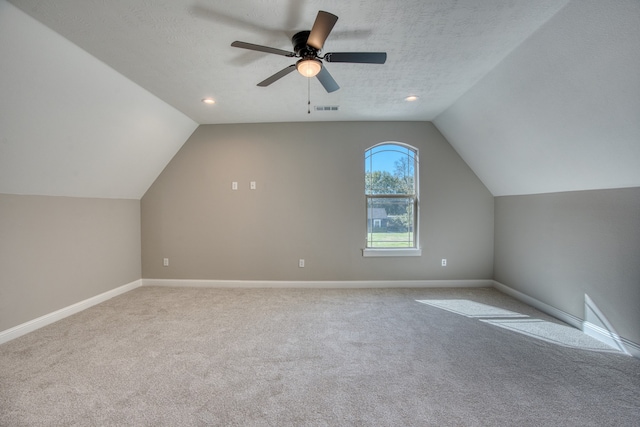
[4,0,634,200]
[435,0,640,196]
[0,1,197,199]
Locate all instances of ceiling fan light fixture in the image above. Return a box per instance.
[296,59,322,77]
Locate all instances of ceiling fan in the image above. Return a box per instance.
[231,11,386,93]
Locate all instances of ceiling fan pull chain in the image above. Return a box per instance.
[308,77,311,114]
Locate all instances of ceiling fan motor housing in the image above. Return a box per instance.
[292,31,318,58]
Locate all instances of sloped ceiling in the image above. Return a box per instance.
[0,1,197,199]
[435,0,640,196]
[1,0,638,199]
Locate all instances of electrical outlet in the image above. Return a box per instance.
[232,182,238,190]
[298,259,305,268]
[163,258,169,267]
[441,259,447,267]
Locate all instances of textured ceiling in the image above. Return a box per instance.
[7,0,569,124]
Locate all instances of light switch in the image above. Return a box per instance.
[232,181,238,190]
[250,181,256,190]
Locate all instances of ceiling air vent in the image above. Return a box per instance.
[314,105,339,111]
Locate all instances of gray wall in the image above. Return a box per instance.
[0,194,141,331]
[494,188,640,344]
[141,122,494,281]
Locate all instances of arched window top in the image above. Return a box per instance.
[365,142,419,162]
[365,142,418,196]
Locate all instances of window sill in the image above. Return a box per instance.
[362,248,422,257]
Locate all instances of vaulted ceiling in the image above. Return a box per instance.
[1,0,638,199]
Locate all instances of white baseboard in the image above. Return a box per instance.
[492,281,583,329]
[0,279,143,345]
[142,278,494,289]
[582,322,640,357]
[493,281,640,358]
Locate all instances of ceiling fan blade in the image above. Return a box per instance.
[324,52,387,64]
[316,66,340,93]
[231,41,295,57]
[307,11,338,50]
[257,65,297,87]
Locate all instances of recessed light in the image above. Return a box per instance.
[202,98,215,105]
[405,95,419,102]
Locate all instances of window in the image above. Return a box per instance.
[364,143,420,256]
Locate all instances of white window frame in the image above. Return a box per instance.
[363,142,421,257]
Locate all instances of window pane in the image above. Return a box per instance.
[365,144,416,195]
[367,197,415,248]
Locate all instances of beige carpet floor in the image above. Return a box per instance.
[1,286,639,426]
